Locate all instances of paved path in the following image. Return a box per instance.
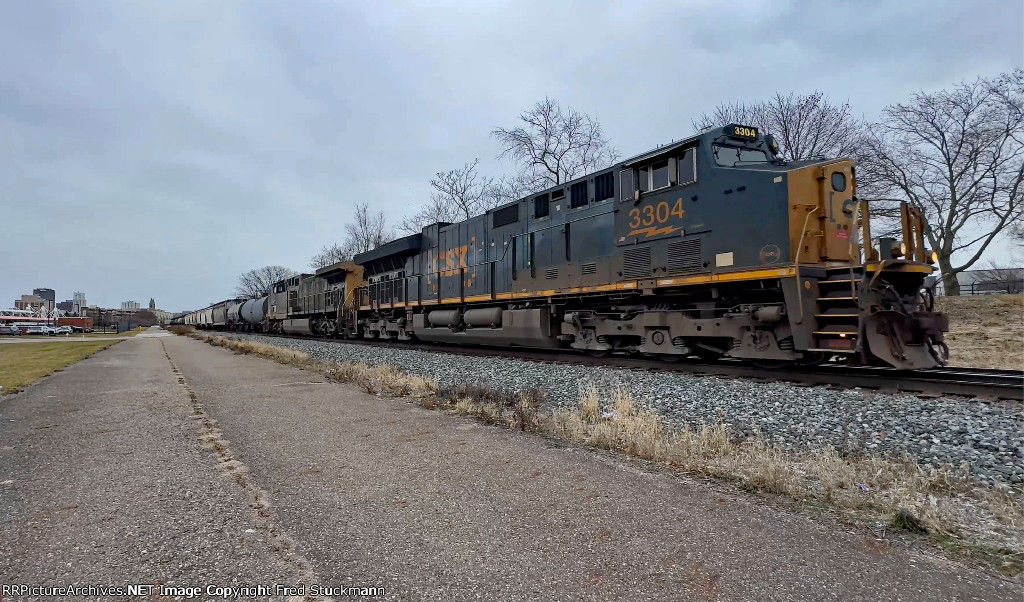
[0,334,1018,601]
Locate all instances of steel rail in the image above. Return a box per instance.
[211,331,1023,402]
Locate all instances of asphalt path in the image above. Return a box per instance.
[0,333,1018,601]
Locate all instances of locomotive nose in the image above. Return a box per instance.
[787,160,858,265]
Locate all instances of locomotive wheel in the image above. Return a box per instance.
[659,354,685,363]
[588,349,611,358]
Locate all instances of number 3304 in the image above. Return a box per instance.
[628,199,685,228]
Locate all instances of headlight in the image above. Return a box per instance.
[929,250,938,264]
[899,242,907,256]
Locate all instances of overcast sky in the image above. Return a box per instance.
[1,0,1020,312]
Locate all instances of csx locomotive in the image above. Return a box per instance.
[177,124,948,370]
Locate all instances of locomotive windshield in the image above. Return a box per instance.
[713,143,771,167]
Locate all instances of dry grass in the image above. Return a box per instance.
[550,383,1023,572]
[190,332,436,398]
[196,332,313,365]
[182,331,1024,574]
[937,294,1023,370]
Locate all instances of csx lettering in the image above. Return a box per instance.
[628,199,685,229]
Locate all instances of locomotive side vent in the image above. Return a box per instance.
[581,262,597,275]
[492,204,519,227]
[545,268,559,279]
[667,239,702,274]
[622,247,652,279]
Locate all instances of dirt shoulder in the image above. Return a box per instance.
[937,294,1023,370]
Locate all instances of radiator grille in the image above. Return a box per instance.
[544,268,558,279]
[667,239,702,274]
[622,247,652,279]
[581,262,597,275]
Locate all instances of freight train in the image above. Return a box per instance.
[175,124,948,370]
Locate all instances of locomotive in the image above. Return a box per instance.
[178,124,948,370]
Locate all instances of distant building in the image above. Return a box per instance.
[56,300,74,312]
[149,298,156,310]
[32,288,55,304]
[14,294,51,312]
[73,292,87,314]
[121,300,140,312]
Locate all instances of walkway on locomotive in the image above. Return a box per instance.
[358,125,866,309]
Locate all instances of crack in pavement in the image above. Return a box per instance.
[160,340,332,602]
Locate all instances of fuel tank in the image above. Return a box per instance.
[282,319,313,335]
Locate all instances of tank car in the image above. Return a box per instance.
[240,296,268,331]
[352,124,947,370]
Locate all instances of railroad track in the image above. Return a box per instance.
[215,331,1023,402]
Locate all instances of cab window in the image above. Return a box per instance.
[714,144,769,167]
[619,169,634,201]
[650,159,669,189]
[678,148,696,184]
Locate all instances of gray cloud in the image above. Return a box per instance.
[1,0,1020,311]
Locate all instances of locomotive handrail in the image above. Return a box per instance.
[793,206,819,324]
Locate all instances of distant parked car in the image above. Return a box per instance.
[0,325,22,336]
[25,326,52,336]
[53,326,73,335]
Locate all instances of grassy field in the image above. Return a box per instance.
[937,294,1023,370]
[0,340,121,394]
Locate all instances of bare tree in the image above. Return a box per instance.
[235,265,297,299]
[1009,219,1024,244]
[346,202,392,253]
[693,91,863,161]
[860,71,1024,295]
[492,97,619,189]
[487,171,539,206]
[310,202,393,268]
[400,159,503,234]
[308,242,353,269]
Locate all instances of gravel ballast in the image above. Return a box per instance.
[217,333,1023,486]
